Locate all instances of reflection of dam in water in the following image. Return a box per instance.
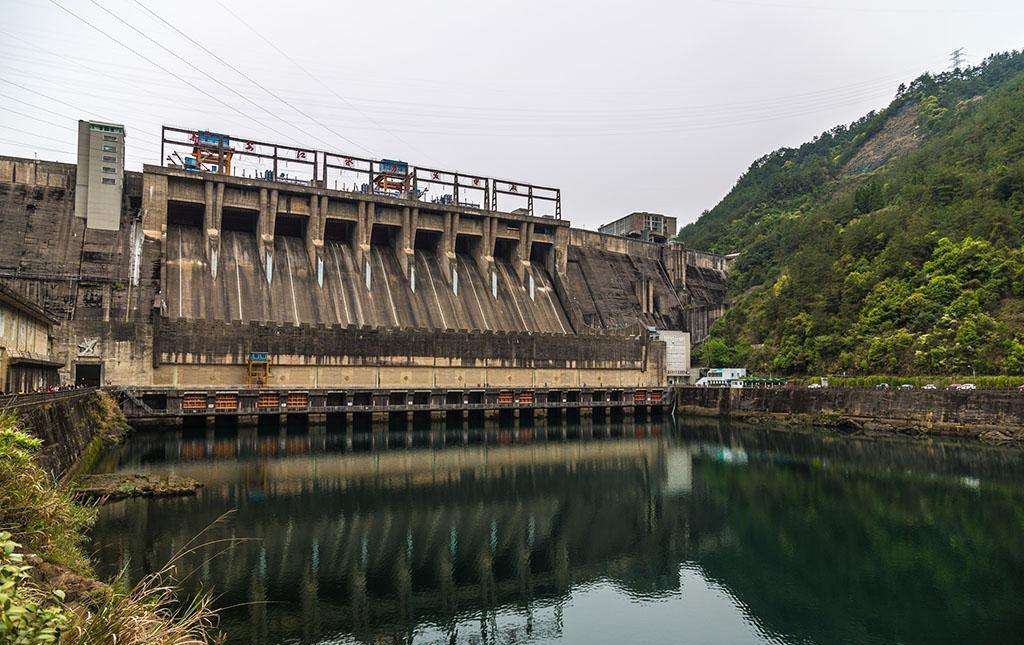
[92,420,694,643]
[164,217,569,332]
[91,420,1024,645]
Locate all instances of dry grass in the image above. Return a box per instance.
[64,562,223,645]
[0,410,95,573]
[1,409,225,645]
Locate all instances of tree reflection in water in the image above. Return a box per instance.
[90,416,1024,645]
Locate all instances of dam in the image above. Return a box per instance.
[0,125,728,414]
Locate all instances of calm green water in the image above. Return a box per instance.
[89,416,1024,645]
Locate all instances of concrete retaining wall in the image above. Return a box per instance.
[4,389,123,478]
[149,318,663,388]
[675,386,1024,437]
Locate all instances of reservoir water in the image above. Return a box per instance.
[89,416,1024,645]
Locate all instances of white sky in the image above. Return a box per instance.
[2,0,1022,229]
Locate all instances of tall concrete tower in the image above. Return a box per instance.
[75,120,125,230]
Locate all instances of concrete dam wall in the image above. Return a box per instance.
[164,221,569,332]
[0,155,726,389]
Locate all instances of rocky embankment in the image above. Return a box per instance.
[675,386,1024,442]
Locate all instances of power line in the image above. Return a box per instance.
[0,104,73,132]
[0,25,944,120]
[0,78,162,145]
[212,0,435,162]
[45,0,305,150]
[0,65,899,139]
[0,90,81,123]
[0,123,72,145]
[0,64,905,132]
[128,0,374,156]
[0,133,149,164]
[82,0,325,148]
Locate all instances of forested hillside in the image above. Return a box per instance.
[678,50,1024,375]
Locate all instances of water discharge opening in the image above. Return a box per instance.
[274,214,306,238]
[454,234,480,257]
[323,219,355,244]
[370,223,400,249]
[530,241,553,267]
[221,208,257,233]
[414,229,442,252]
[493,238,518,265]
[166,200,204,228]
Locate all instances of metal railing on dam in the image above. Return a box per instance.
[116,385,669,420]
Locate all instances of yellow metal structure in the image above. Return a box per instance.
[246,352,270,387]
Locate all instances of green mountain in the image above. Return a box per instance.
[678,50,1024,376]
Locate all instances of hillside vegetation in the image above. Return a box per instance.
[678,50,1024,375]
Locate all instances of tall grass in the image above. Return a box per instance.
[63,562,222,645]
[0,410,223,645]
[0,410,94,573]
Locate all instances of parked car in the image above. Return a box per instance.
[923,384,937,390]
[959,383,977,391]
[876,383,890,390]
[1018,384,1024,393]
[808,383,822,389]
[948,384,961,390]
[899,384,914,390]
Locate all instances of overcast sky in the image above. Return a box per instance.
[2,0,1022,229]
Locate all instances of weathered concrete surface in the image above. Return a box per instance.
[676,387,1024,439]
[562,244,684,331]
[149,318,664,388]
[164,225,569,332]
[0,155,730,389]
[4,389,127,478]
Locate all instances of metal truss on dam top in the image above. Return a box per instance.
[161,126,562,219]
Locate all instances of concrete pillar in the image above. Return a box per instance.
[258,187,268,239]
[476,215,495,276]
[515,221,534,284]
[205,182,223,276]
[442,211,459,282]
[365,202,375,249]
[203,180,214,235]
[552,225,569,276]
[141,173,168,241]
[358,201,374,288]
[353,201,366,269]
[306,194,322,270]
[399,206,412,277]
[259,188,278,276]
[401,206,413,278]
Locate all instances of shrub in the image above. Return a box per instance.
[0,414,95,573]
[0,533,71,645]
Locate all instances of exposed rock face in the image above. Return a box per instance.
[842,102,923,176]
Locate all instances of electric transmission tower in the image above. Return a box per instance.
[950,48,966,71]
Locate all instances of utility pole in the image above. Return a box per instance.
[950,47,965,71]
